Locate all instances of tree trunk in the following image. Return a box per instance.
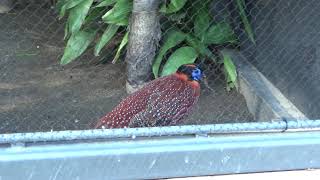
[125,0,161,94]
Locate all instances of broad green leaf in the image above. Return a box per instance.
[186,35,215,62]
[167,12,187,23]
[152,29,186,78]
[236,0,255,44]
[222,52,238,91]
[59,5,68,19]
[58,0,85,19]
[112,32,129,63]
[56,0,66,10]
[160,0,187,14]
[161,46,198,77]
[60,30,96,65]
[64,22,69,40]
[194,4,210,41]
[240,0,246,9]
[204,23,238,45]
[94,25,119,56]
[84,7,107,24]
[95,0,116,7]
[102,0,132,26]
[68,0,94,35]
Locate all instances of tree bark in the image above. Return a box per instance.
[125,0,161,94]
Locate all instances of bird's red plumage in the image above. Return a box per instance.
[94,73,200,129]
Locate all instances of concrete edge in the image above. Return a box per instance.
[166,169,320,180]
[221,49,308,121]
[0,0,13,14]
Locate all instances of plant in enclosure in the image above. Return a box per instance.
[153,0,254,90]
[57,0,254,90]
[57,0,132,65]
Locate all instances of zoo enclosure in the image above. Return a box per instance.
[1,0,320,179]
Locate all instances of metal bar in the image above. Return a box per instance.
[168,170,320,180]
[0,131,320,180]
[1,119,320,144]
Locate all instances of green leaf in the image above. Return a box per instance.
[56,0,66,10]
[67,0,94,35]
[102,0,132,26]
[204,23,238,45]
[240,0,246,7]
[167,12,187,23]
[194,4,210,41]
[186,35,215,62]
[94,24,119,56]
[59,5,68,19]
[222,52,238,91]
[236,0,255,44]
[58,0,86,19]
[112,32,129,63]
[64,21,69,40]
[152,29,186,78]
[161,46,198,77]
[160,0,187,14]
[60,30,96,65]
[95,0,116,7]
[84,7,107,24]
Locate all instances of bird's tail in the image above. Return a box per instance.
[88,117,104,129]
[94,118,104,129]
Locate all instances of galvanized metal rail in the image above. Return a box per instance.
[0,123,320,180]
[1,119,320,144]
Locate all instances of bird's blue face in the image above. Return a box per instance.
[191,67,202,81]
[176,64,203,82]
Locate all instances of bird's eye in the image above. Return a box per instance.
[191,68,202,81]
[193,69,200,74]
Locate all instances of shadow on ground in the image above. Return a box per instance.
[0,3,253,133]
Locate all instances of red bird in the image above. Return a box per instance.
[94,64,203,129]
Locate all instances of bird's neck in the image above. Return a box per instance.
[174,73,200,89]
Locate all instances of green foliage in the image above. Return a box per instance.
[152,0,253,91]
[186,35,214,60]
[153,29,186,78]
[112,31,129,63]
[58,0,85,19]
[94,24,119,56]
[161,46,198,77]
[203,23,237,44]
[193,3,210,42]
[84,7,107,25]
[95,0,116,8]
[57,0,131,65]
[60,29,96,65]
[236,0,255,44]
[153,2,238,78]
[102,0,132,26]
[57,0,254,91]
[66,0,93,36]
[221,51,238,91]
[160,0,188,14]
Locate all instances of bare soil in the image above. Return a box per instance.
[0,4,253,134]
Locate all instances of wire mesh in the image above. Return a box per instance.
[240,0,320,120]
[0,0,318,134]
[2,119,320,144]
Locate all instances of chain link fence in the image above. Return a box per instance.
[241,0,320,120]
[0,0,318,134]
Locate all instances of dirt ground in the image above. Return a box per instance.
[0,4,253,134]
